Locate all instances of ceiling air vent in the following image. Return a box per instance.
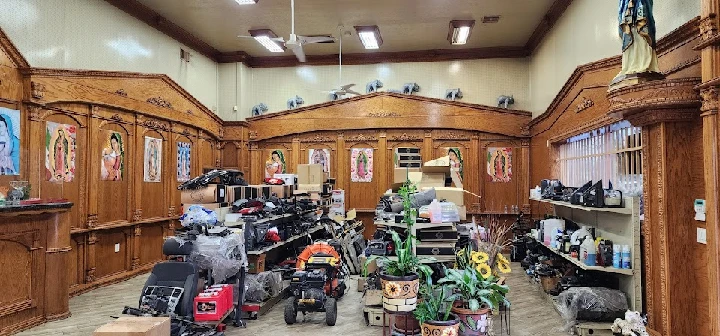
[482,16,501,24]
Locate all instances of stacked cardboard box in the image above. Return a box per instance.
[180,184,230,218]
[93,317,170,336]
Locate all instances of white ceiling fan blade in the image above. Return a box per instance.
[299,35,336,44]
[290,44,306,62]
[340,84,356,90]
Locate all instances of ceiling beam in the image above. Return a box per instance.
[104,0,222,61]
[525,0,574,54]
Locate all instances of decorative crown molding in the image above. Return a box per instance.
[436,132,471,141]
[367,111,400,118]
[142,119,169,132]
[300,135,334,143]
[345,134,378,142]
[575,97,594,113]
[390,133,422,141]
[607,78,702,126]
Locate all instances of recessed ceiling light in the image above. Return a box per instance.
[249,29,284,53]
[448,20,475,45]
[482,16,501,24]
[354,25,382,50]
[234,0,258,4]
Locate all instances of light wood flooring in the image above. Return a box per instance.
[19,264,569,335]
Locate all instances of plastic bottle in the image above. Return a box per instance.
[613,245,622,268]
[429,199,442,224]
[622,245,631,269]
[580,236,597,266]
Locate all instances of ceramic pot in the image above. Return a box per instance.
[380,273,420,312]
[451,304,491,336]
[393,313,421,335]
[421,315,460,336]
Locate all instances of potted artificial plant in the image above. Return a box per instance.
[414,274,461,336]
[365,180,432,320]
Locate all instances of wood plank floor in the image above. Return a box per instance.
[19,263,569,335]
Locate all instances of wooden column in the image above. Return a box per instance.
[607,78,702,336]
[521,139,531,213]
[377,131,388,193]
[291,137,301,169]
[336,133,346,190]
[697,1,720,334]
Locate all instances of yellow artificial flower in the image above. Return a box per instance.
[476,263,492,279]
[498,259,511,273]
[471,251,489,265]
[497,253,509,264]
[385,282,402,298]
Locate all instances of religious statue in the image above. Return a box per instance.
[611,0,664,88]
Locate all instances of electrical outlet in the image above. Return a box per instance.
[697,228,707,244]
[233,106,238,112]
[114,243,120,252]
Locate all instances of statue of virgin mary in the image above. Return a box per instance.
[612,0,663,85]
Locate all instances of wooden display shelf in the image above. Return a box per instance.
[526,235,634,275]
[373,221,455,230]
[530,197,632,215]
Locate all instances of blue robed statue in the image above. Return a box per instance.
[612,0,662,84]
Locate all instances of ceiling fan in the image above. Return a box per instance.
[325,27,362,101]
[238,0,334,62]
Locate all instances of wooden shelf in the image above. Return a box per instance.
[526,234,634,275]
[530,198,632,215]
[373,221,455,230]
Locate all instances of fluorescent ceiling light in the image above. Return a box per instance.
[249,29,284,53]
[448,20,475,45]
[354,25,382,50]
[234,0,258,4]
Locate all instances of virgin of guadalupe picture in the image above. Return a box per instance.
[487,147,512,183]
[309,148,330,173]
[446,147,464,182]
[45,122,77,182]
[100,131,124,181]
[0,107,20,176]
[144,136,162,182]
[350,148,373,183]
[177,142,191,182]
[265,150,286,178]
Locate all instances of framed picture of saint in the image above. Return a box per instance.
[265,150,286,178]
[46,122,77,182]
[309,148,330,173]
[487,147,512,183]
[144,136,162,183]
[177,142,191,182]
[100,131,124,181]
[350,148,373,183]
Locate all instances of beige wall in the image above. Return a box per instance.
[528,0,700,116]
[218,58,530,120]
[0,0,219,112]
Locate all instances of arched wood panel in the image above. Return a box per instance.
[96,119,132,225]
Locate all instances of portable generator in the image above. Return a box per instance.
[284,242,347,326]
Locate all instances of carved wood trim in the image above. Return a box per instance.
[435,132,471,141]
[344,134,378,142]
[0,300,33,318]
[389,133,422,141]
[0,26,29,67]
[607,78,702,126]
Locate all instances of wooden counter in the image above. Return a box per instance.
[0,202,73,335]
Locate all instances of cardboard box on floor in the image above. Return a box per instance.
[94,316,170,336]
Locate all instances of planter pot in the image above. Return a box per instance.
[380,272,420,312]
[421,316,460,336]
[451,304,491,336]
[393,313,421,335]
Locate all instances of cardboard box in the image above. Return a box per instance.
[394,167,421,184]
[419,173,446,188]
[297,184,322,192]
[180,184,226,204]
[364,289,383,306]
[427,187,465,206]
[458,205,467,221]
[247,254,266,274]
[424,156,451,167]
[357,277,367,292]
[297,164,324,184]
[182,202,228,214]
[94,317,170,336]
[273,173,297,186]
[270,185,294,198]
[408,171,423,184]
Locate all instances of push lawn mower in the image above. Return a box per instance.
[284,241,347,326]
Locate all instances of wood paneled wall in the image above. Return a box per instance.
[224,94,532,227]
[528,19,711,336]
[0,28,223,296]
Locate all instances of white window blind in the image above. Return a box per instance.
[558,121,642,196]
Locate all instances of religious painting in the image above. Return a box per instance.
[144,136,162,182]
[177,142,191,182]
[487,147,512,183]
[0,107,20,175]
[100,130,124,181]
[446,147,464,182]
[350,148,373,183]
[309,148,330,173]
[45,122,77,182]
[265,149,286,178]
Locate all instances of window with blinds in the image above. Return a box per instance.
[395,147,422,168]
[557,121,643,196]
